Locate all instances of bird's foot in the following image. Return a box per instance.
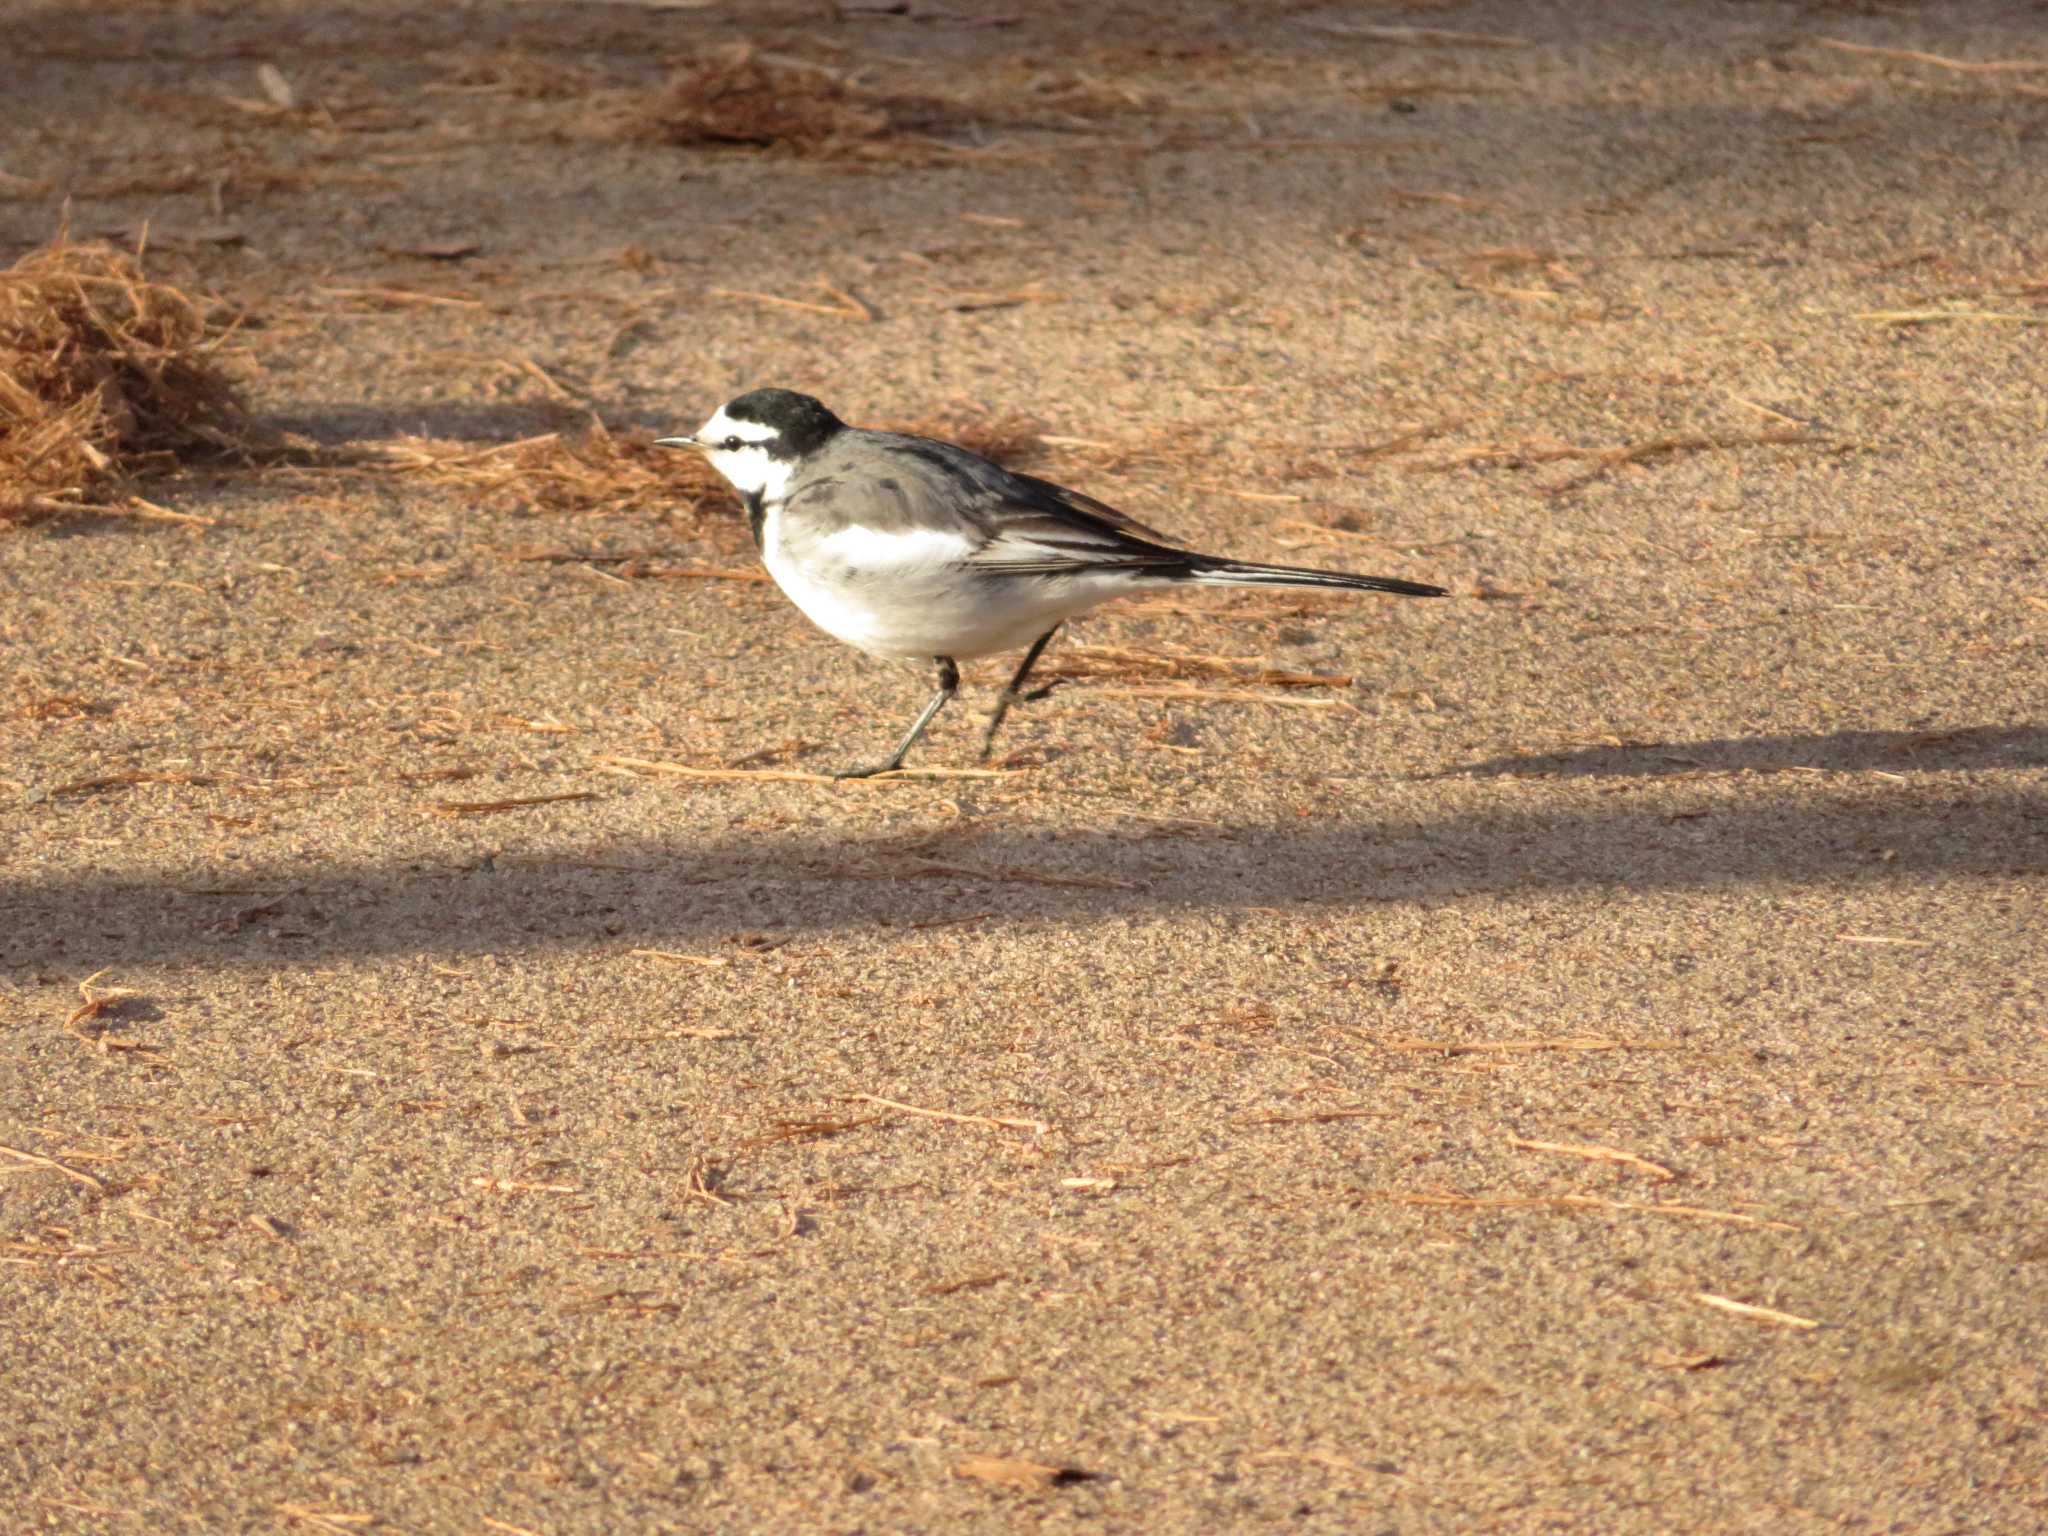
[978,680,1066,761]
[977,712,1012,762]
[831,760,904,781]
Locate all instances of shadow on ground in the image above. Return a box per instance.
[1445,725,2048,779]
[263,399,598,447]
[6,761,2042,971]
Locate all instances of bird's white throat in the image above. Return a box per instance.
[707,443,794,503]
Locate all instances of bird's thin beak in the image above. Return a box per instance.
[653,435,698,450]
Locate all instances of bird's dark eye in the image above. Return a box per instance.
[723,435,742,451]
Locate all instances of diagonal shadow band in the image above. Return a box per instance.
[1445,725,2048,781]
[4,785,2043,974]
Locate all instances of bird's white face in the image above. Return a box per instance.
[690,406,793,503]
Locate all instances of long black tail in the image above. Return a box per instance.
[1185,558,1447,599]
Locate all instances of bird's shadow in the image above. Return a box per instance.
[4,725,2043,975]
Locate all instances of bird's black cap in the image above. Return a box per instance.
[725,388,845,456]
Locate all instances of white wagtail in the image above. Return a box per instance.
[657,388,1446,777]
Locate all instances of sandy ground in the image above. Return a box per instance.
[4,2,2046,1531]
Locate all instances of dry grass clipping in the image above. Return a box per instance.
[1,239,266,525]
[360,419,727,518]
[1039,643,1351,690]
[431,48,604,101]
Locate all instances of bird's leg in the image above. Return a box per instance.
[979,626,1064,761]
[835,658,959,779]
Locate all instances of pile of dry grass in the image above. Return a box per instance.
[603,45,960,161]
[1,239,265,524]
[579,42,1173,164]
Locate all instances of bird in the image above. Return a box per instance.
[657,388,1447,778]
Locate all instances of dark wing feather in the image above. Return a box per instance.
[952,471,1184,573]
[945,464,1192,575]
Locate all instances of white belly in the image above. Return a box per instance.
[759,507,1129,661]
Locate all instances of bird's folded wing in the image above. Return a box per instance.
[961,476,1189,575]
[787,436,1193,575]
